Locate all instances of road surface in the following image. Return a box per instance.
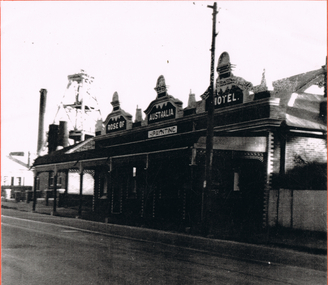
[2,212,326,284]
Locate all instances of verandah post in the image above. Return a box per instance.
[78,163,84,217]
[52,165,58,214]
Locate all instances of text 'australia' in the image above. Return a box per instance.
[149,108,175,121]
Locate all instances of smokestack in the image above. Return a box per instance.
[37,89,47,156]
[48,124,58,154]
[57,121,69,148]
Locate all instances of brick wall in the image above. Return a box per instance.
[37,171,67,191]
[283,135,327,190]
[285,136,327,171]
[38,172,49,191]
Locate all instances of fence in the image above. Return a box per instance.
[268,189,327,232]
[1,186,32,201]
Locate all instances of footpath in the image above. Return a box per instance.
[1,199,327,271]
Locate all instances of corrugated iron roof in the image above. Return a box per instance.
[285,93,326,131]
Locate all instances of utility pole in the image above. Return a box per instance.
[324,57,327,98]
[202,2,218,235]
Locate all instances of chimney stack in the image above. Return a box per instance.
[57,121,69,148]
[135,105,143,123]
[48,124,58,154]
[37,89,47,156]
[95,119,103,136]
[188,90,196,108]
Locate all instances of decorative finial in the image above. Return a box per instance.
[217,52,234,79]
[253,69,268,93]
[111,92,120,111]
[260,69,267,90]
[261,69,266,84]
[154,75,167,98]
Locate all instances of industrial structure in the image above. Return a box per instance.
[47,69,102,149]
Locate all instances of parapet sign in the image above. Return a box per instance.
[208,52,253,110]
[144,75,183,125]
[106,115,127,133]
[147,102,176,124]
[214,85,243,109]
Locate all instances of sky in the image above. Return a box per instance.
[1,1,327,156]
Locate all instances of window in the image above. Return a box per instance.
[57,173,62,186]
[49,172,54,187]
[99,172,108,197]
[233,172,240,191]
[67,172,79,194]
[15,177,22,186]
[3,176,8,186]
[49,172,63,187]
[82,172,94,195]
[36,177,40,190]
[67,170,95,196]
[126,167,137,199]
